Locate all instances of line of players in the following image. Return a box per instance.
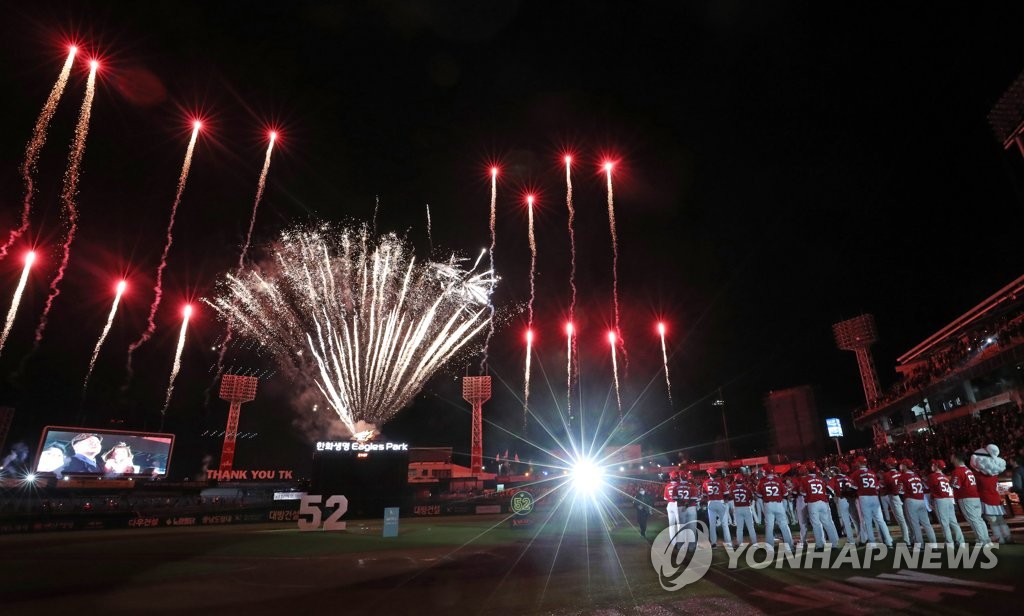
[662,455,1008,549]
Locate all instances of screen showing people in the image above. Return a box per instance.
[34,427,173,477]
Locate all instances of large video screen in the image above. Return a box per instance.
[34,426,174,477]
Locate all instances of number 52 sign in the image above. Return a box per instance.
[298,495,349,531]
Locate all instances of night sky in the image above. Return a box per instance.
[2,2,1024,476]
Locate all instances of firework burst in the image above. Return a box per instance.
[207,225,495,436]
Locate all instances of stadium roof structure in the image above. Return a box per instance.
[897,273,1024,365]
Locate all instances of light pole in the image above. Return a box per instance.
[713,388,730,459]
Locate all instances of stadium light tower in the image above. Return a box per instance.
[833,314,890,446]
[217,374,258,471]
[462,376,491,475]
[988,69,1024,159]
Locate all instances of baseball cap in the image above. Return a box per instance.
[837,463,850,473]
[931,459,946,470]
[900,458,914,469]
[761,464,774,474]
[854,456,868,466]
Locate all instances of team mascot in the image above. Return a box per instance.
[970,444,1012,544]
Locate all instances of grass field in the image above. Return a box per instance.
[1,510,1021,615]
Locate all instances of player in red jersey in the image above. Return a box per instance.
[663,470,680,540]
[731,473,757,546]
[828,463,858,542]
[703,468,731,547]
[678,470,699,528]
[950,452,991,545]
[802,462,839,546]
[756,464,794,551]
[880,457,910,545]
[897,459,935,545]
[849,456,893,547]
[927,459,964,545]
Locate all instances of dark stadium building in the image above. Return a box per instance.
[854,274,1024,441]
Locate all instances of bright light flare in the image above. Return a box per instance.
[607,330,617,344]
[657,321,666,335]
[525,328,534,343]
[603,160,615,173]
[116,279,127,293]
[88,60,99,71]
[658,321,672,404]
[569,457,605,496]
[268,130,278,142]
[192,120,203,131]
[183,304,193,317]
[490,166,499,177]
[161,303,194,420]
[564,155,572,165]
[565,322,574,336]
[26,251,36,266]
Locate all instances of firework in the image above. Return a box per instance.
[207,225,495,436]
[124,122,201,382]
[524,328,533,428]
[210,131,277,390]
[608,330,622,417]
[82,280,127,396]
[603,161,622,355]
[32,60,98,350]
[161,304,193,427]
[425,203,433,254]
[565,321,574,416]
[480,166,498,373]
[565,156,577,416]
[0,47,77,262]
[658,321,672,405]
[0,252,36,357]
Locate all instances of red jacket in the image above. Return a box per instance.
[927,471,954,499]
[757,477,785,502]
[850,467,881,496]
[950,466,980,500]
[732,483,753,507]
[898,471,927,501]
[801,475,829,503]
[703,477,727,501]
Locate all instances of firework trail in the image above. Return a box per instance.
[523,195,537,426]
[32,61,98,351]
[658,322,672,405]
[82,280,126,396]
[124,123,200,383]
[0,252,36,357]
[210,132,276,390]
[565,156,577,414]
[161,304,193,427]
[524,328,533,429]
[1,48,77,262]
[480,167,498,373]
[565,322,574,417]
[604,162,623,359]
[608,330,622,417]
[425,203,433,254]
[373,195,380,234]
[208,225,495,436]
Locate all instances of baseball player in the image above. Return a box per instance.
[678,470,699,529]
[802,461,839,547]
[703,467,732,547]
[731,472,757,546]
[829,463,859,543]
[850,456,893,547]
[663,470,681,540]
[757,464,794,551]
[927,459,964,545]
[793,464,811,547]
[897,459,935,545]
[880,457,910,545]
